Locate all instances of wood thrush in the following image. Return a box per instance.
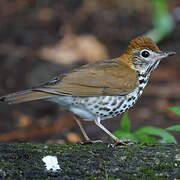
[0,36,175,144]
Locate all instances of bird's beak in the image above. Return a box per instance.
[158,51,176,59]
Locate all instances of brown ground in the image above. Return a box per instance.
[0,0,179,143]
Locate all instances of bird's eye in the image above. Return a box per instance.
[141,50,150,58]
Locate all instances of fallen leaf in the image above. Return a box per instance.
[17,114,32,128]
[66,132,81,143]
[38,32,109,65]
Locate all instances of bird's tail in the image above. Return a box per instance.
[0,89,53,105]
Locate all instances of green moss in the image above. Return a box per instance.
[0,143,180,179]
[141,167,157,179]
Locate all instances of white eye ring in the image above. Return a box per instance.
[140,49,151,58]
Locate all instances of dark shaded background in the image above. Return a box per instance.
[0,0,179,143]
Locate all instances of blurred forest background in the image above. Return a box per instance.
[0,0,179,143]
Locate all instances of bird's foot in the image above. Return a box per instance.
[114,140,133,146]
[79,140,103,145]
[108,140,133,148]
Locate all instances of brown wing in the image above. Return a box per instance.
[37,58,138,96]
[0,58,138,104]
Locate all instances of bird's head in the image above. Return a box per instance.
[124,36,176,75]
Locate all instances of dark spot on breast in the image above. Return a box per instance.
[99,107,111,111]
[102,102,109,106]
[139,87,143,91]
[107,97,112,102]
[111,99,117,106]
[139,79,145,84]
[124,108,128,112]
[128,97,132,102]
[116,101,123,109]
[100,113,105,116]
[140,74,147,78]
[94,105,99,109]
[112,107,117,112]
[123,104,127,108]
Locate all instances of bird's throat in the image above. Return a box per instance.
[136,60,160,78]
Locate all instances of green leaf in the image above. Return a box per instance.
[167,125,180,132]
[134,126,176,144]
[114,130,158,143]
[133,133,158,143]
[168,106,180,116]
[113,131,136,141]
[146,0,175,43]
[120,112,131,132]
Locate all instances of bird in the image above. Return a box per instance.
[0,36,175,144]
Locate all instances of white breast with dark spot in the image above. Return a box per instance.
[50,74,149,121]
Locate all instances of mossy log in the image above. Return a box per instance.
[0,143,180,179]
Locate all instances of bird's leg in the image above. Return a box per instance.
[74,116,102,144]
[74,116,90,141]
[94,117,131,146]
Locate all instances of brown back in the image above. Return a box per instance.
[39,57,138,96]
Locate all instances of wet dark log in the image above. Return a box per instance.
[0,143,180,179]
